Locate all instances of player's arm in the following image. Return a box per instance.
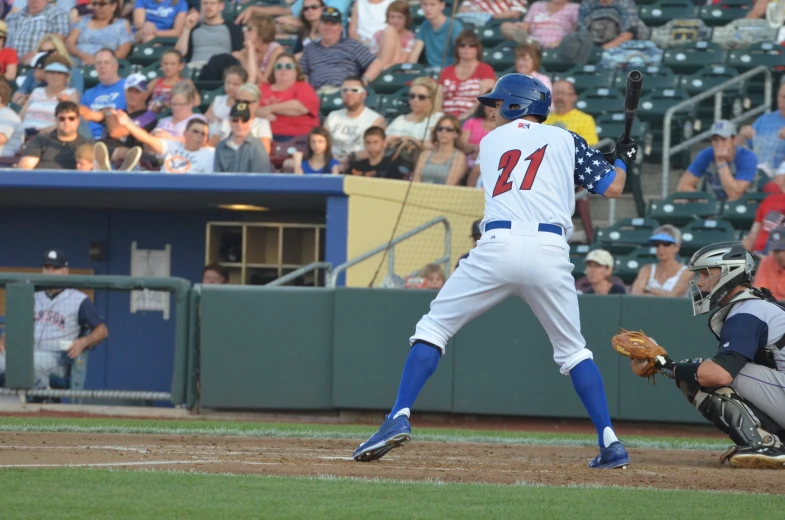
[68,298,108,359]
[570,131,630,198]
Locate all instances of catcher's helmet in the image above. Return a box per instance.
[688,241,755,316]
[477,73,551,121]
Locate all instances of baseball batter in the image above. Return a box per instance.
[353,74,637,468]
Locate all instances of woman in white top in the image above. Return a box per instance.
[349,0,395,44]
[630,225,693,297]
[209,83,272,155]
[205,65,248,136]
[386,76,443,151]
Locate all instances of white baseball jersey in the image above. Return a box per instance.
[478,121,616,239]
[34,289,101,352]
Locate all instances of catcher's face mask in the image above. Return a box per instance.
[689,267,724,315]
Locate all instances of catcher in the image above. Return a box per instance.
[617,241,785,469]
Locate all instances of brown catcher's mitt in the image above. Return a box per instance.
[611,329,668,382]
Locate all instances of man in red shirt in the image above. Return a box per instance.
[742,191,785,255]
[752,226,785,301]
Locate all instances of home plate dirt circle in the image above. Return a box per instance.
[0,432,778,493]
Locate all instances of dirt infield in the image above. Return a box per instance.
[0,431,778,493]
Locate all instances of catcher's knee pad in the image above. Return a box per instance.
[695,387,779,449]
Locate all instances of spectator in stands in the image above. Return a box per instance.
[212,84,272,154]
[214,101,272,173]
[133,0,188,44]
[8,55,79,156]
[292,0,324,57]
[387,76,443,148]
[147,49,187,114]
[459,0,526,27]
[0,22,18,82]
[294,126,340,174]
[236,0,351,34]
[676,120,756,201]
[513,45,553,96]
[65,0,133,65]
[753,226,785,301]
[299,7,383,92]
[742,189,785,256]
[348,0,392,47]
[738,83,785,176]
[103,73,157,165]
[421,263,446,290]
[545,80,598,146]
[153,81,206,141]
[18,100,92,170]
[347,126,403,178]
[114,109,215,173]
[369,0,415,69]
[0,249,109,390]
[502,0,579,47]
[6,0,69,64]
[79,49,126,141]
[575,249,626,295]
[747,0,775,19]
[74,143,95,170]
[0,78,20,157]
[412,114,467,185]
[176,0,243,67]
[323,76,385,164]
[234,14,283,86]
[205,65,247,134]
[578,0,644,49]
[439,30,496,120]
[14,36,84,105]
[203,263,229,284]
[630,225,692,298]
[455,219,482,269]
[461,97,494,183]
[259,53,320,142]
[409,0,464,68]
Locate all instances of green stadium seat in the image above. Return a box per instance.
[542,46,601,73]
[198,87,224,113]
[636,88,691,126]
[570,244,593,279]
[482,42,516,73]
[639,0,697,27]
[727,42,785,72]
[720,192,768,230]
[370,63,428,95]
[613,65,679,95]
[594,218,661,255]
[648,191,722,227]
[678,65,743,120]
[128,38,177,67]
[699,0,753,26]
[595,113,646,142]
[474,23,504,47]
[139,62,164,83]
[575,87,625,118]
[194,79,223,93]
[82,60,132,89]
[679,218,736,256]
[662,42,727,75]
[376,87,411,120]
[613,246,659,284]
[553,65,615,95]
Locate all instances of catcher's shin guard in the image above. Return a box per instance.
[693,387,780,449]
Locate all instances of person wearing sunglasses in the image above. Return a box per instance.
[114,108,216,173]
[18,100,93,170]
[412,114,467,185]
[211,83,272,155]
[65,0,132,66]
[630,225,693,298]
[292,0,324,57]
[386,76,443,151]
[234,13,283,86]
[323,76,385,166]
[5,0,69,65]
[299,7,382,92]
[214,101,271,173]
[259,53,320,142]
[438,30,496,120]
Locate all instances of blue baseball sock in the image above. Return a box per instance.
[390,342,441,419]
[570,358,617,448]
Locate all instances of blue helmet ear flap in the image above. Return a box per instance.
[477,74,551,120]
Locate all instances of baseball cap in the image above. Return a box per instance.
[230,101,251,122]
[32,51,54,70]
[710,119,737,139]
[769,227,785,251]
[321,6,342,23]
[585,249,614,268]
[42,250,68,268]
[471,219,481,238]
[44,62,70,74]
[124,73,149,92]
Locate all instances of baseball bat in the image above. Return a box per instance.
[621,70,643,145]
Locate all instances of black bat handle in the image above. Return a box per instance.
[621,70,643,145]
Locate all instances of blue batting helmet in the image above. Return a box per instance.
[477,74,551,121]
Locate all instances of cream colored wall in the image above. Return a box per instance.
[343,177,485,287]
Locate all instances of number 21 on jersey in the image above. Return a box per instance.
[492,145,548,198]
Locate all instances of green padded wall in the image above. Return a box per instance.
[5,283,35,388]
[452,295,622,418]
[199,286,334,409]
[332,288,454,412]
[618,296,712,422]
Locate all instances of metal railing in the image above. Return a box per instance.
[265,262,333,287]
[326,217,452,288]
[661,65,772,199]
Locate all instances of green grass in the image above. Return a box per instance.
[1,468,782,520]
[0,416,728,450]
